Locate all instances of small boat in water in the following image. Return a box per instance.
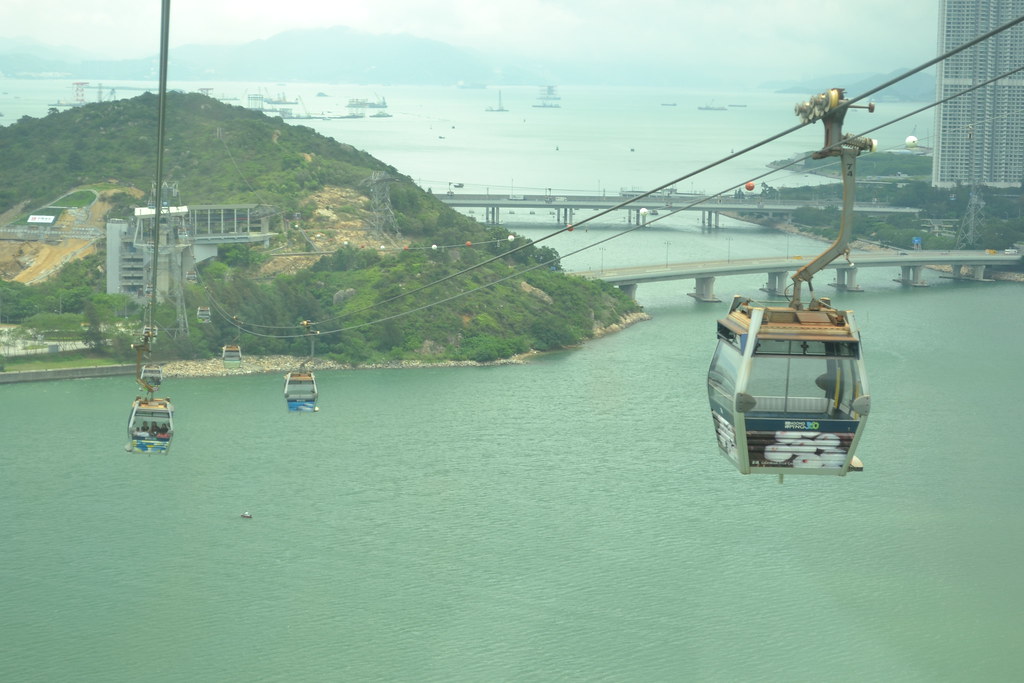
[241,512,252,519]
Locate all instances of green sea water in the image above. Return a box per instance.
[2,80,1021,682]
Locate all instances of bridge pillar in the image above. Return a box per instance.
[894,264,928,287]
[700,210,720,229]
[629,208,649,226]
[617,283,638,299]
[556,207,574,224]
[943,263,992,282]
[687,276,721,303]
[760,270,789,297]
[485,206,500,225]
[831,266,863,292]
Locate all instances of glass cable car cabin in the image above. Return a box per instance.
[127,396,175,453]
[284,371,318,412]
[197,306,212,323]
[140,364,163,389]
[707,88,875,479]
[222,344,242,369]
[708,297,869,475]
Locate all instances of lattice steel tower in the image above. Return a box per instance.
[363,171,402,240]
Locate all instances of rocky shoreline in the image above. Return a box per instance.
[161,311,652,379]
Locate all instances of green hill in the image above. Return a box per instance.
[0,92,644,366]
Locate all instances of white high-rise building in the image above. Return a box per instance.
[933,0,1024,188]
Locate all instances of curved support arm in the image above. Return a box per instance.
[790,147,859,308]
[789,88,876,309]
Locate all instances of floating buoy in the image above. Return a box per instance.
[745,181,756,191]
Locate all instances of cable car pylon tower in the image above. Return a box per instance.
[955,125,984,249]
[363,171,402,244]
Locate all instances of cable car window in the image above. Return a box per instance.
[746,355,863,417]
[748,356,828,406]
[753,340,859,357]
[708,341,741,397]
[716,323,740,347]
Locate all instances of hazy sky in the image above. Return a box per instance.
[2,0,941,79]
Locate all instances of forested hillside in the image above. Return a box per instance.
[0,93,643,366]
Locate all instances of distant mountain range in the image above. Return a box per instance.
[0,25,934,98]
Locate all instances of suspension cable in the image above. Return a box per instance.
[191,16,1024,339]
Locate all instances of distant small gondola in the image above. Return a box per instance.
[140,364,163,389]
[284,371,318,412]
[222,344,242,369]
[126,396,175,453]
[197,306,212,323]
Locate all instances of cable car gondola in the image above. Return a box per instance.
[140,364,163,389]
[707,88,875,481]
[284,371,318,412]
[197,306,212,323]
[708,296,870,476]
[222,344,242,369]
[127,396,175,453]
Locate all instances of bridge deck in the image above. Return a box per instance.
[570,249,1020,302]
[574,250,1019,282]
[439,192,919,216]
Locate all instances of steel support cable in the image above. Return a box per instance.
[294,66,1024,340]
[203,63,1018,342]
[218,115,822,334]
[640,61,1024,230]
[827,14,1024,120]
[194,16,1024,340]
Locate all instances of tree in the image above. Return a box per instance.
[82,300,107,350]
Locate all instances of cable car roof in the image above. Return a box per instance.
[134,397,174,412]
[719,301,860,342]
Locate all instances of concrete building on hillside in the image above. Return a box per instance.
[105,204,276,299]
[933,0,1024,188]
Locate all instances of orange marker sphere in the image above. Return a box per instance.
[744,181,756,191]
